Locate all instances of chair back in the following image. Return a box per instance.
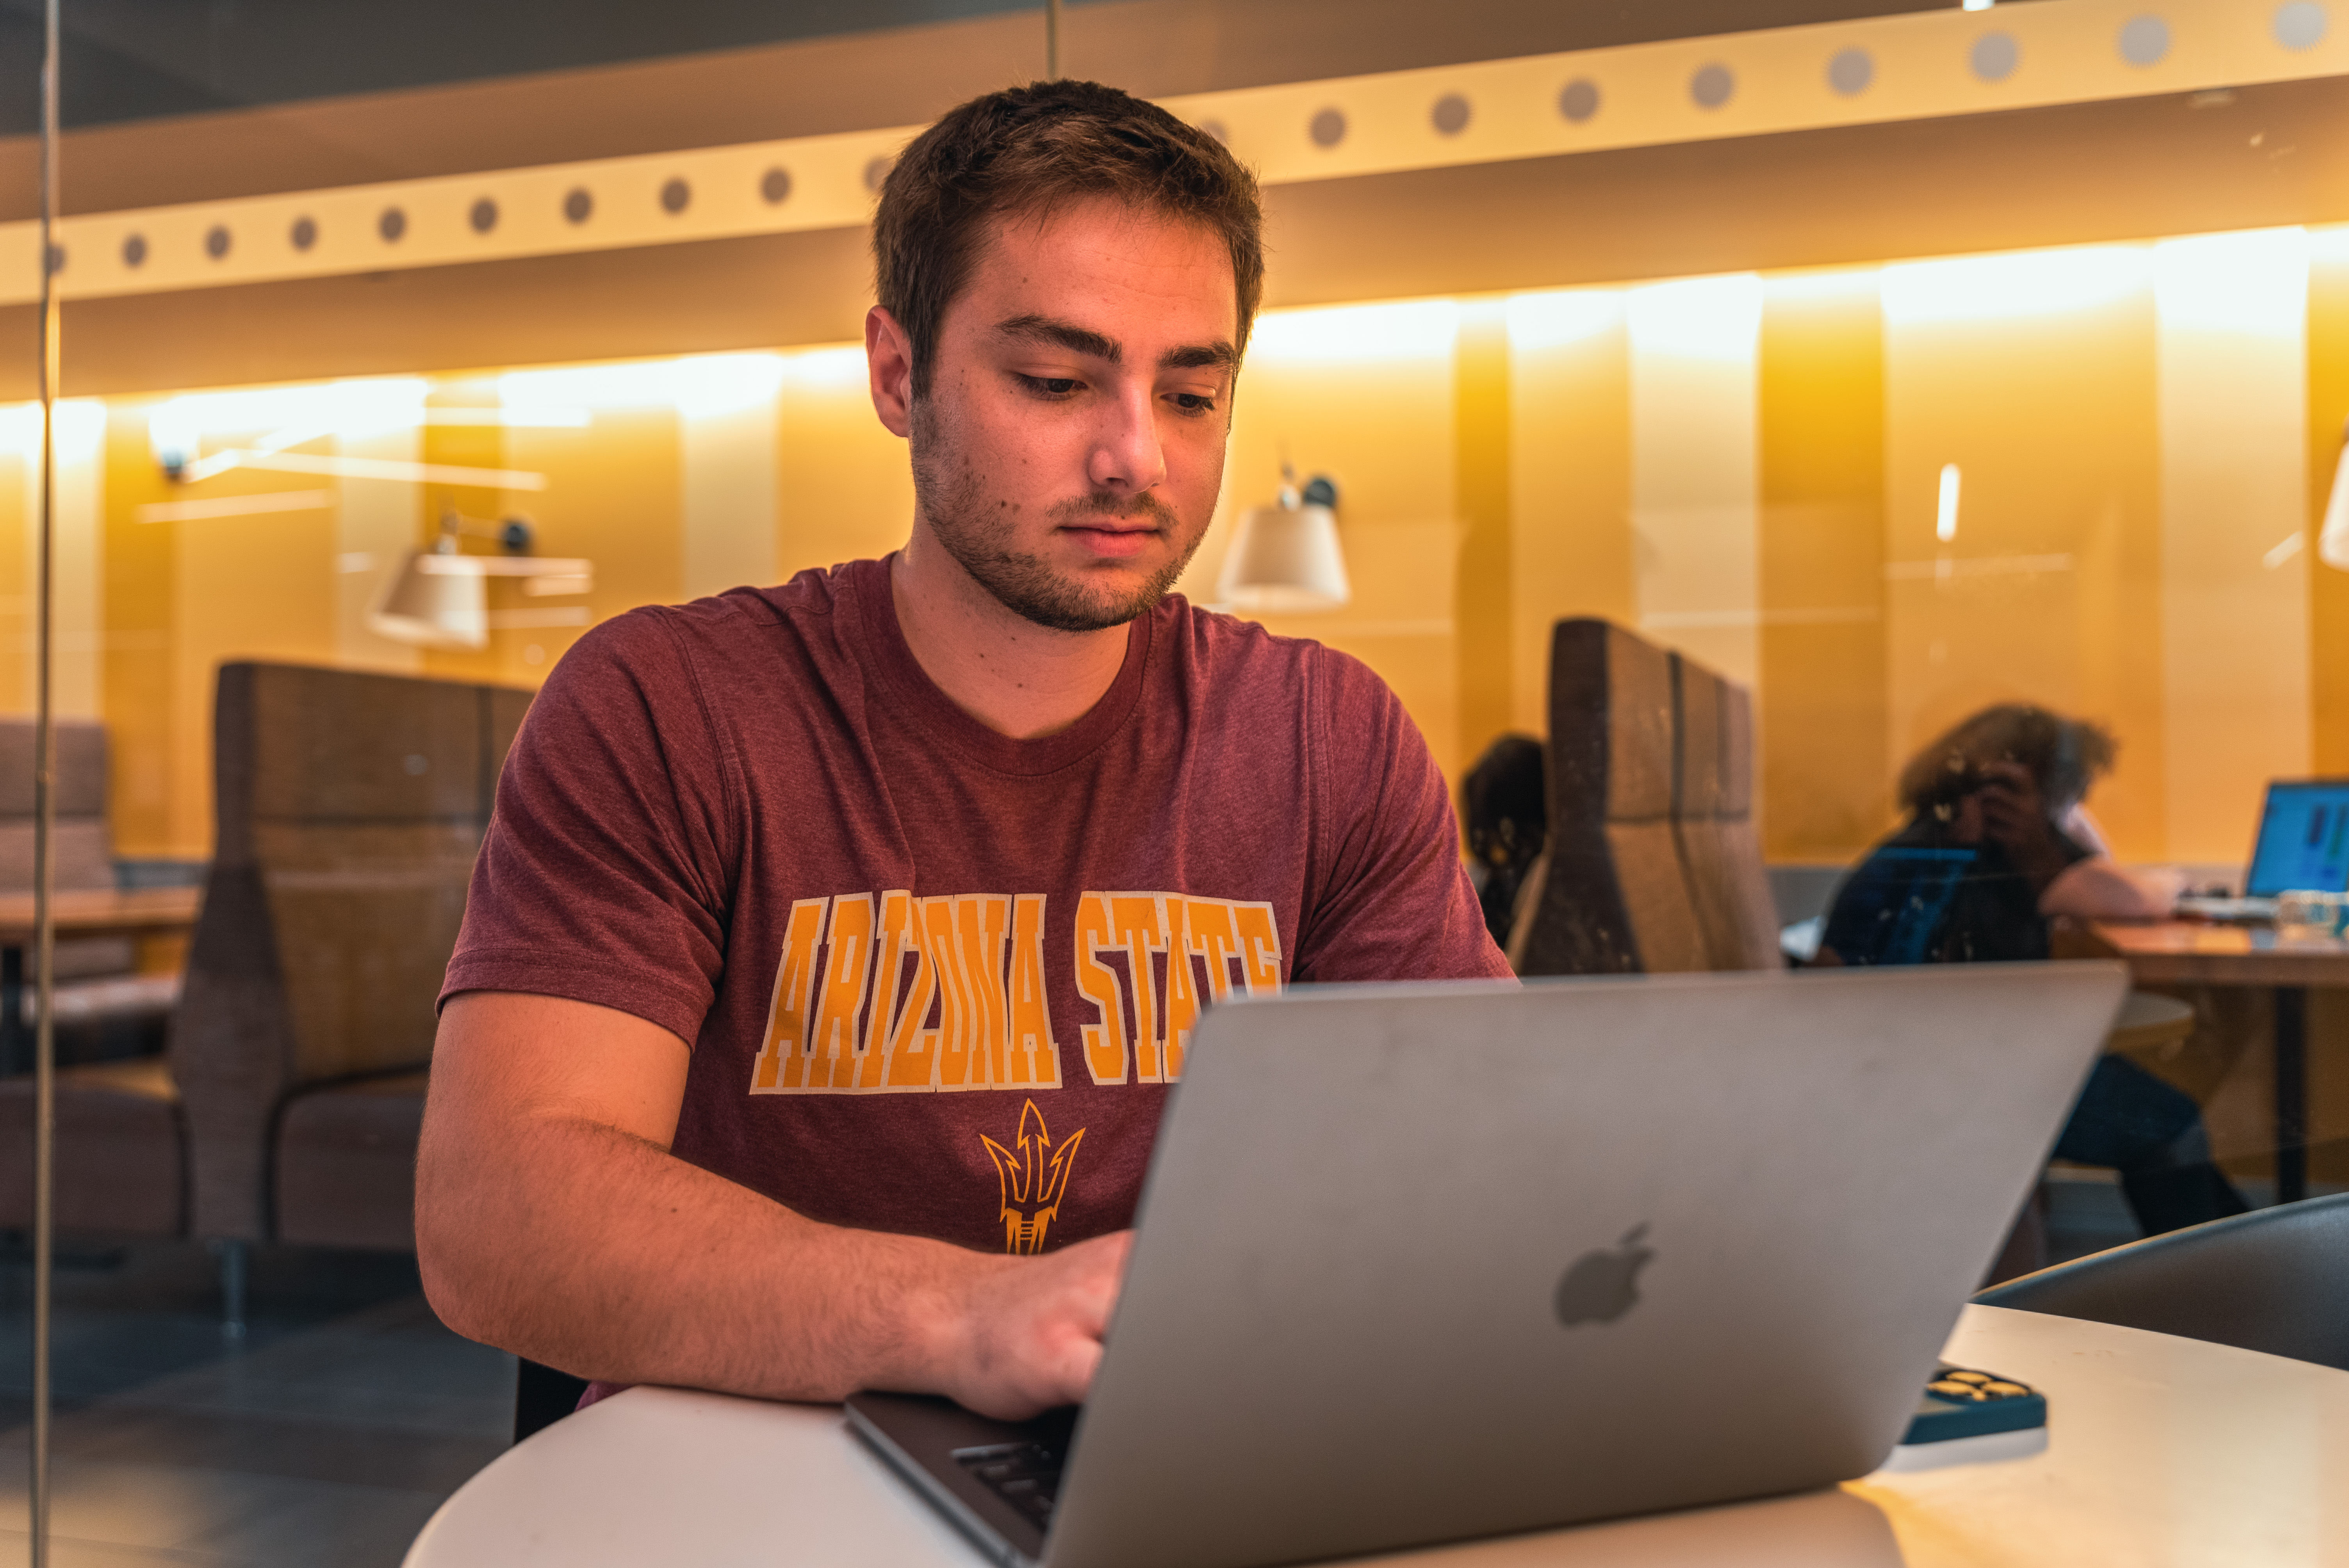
[175,662,530,1238]
[1670,656,1784,971]
[1510,619,1706,975]
[0,718,118,892]
[1974,1192,2349,1372]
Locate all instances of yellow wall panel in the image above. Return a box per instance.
[1505,290,1633,742]
[2154,230,2310,865]
[1882,247,2164,860]
[1626,274,1763,690]
[1453,299,1513,773]
[1195,300,1464,775]
[335,409,427,676]
[101,405,177,858]
[2310,238,2349,777]
[169,469,339,857]
[495,392,681,686]
[1758,271,1889,862]
[775,346,915,581]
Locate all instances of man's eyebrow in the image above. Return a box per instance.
[996,314,1121,363]
[1160,341,1239,373]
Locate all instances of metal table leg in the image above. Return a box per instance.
[2275,985,2308,1206]
[0,941,23,1079]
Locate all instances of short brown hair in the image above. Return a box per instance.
[873,79,1264,399]
[1898,703,2117,816]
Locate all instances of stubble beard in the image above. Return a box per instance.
[910,398,1203,634]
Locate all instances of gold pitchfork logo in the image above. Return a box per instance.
[980,1099,1086,1255]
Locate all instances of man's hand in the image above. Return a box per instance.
[937,1231,1132,1419]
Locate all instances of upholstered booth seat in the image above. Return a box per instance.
[274,1070,431,1251]
[1508,619,1782,978]
[176,662,530,1272]
[0,1058,185,1237]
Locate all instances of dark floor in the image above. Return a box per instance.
[0,1242,512,1567]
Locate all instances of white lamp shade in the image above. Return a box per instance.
[1218,502,1351,612]
[2323,437,2349,572]
[368,550,488,648]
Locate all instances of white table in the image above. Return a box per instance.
[405,1306,2349,1566]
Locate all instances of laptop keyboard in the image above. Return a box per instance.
[955,1440,1067,1524]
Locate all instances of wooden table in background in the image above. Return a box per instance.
[2069,919,2349,1205]
[0,887,203,1074]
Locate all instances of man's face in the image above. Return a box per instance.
[898,199,1240,633]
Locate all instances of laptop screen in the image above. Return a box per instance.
[2246,780,2349,896]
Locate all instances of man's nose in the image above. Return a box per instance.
[1087,381,1166,495]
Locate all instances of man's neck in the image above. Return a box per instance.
[889,533,1132,741]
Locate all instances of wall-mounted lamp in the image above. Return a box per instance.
[2322,421,2349,573]
[368,510,593,649]
[1218,472,1350,612]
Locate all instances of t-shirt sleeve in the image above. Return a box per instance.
[440,609,737,1045]
[1293,650,1513,984]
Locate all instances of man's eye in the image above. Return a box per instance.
[1171,393,1218,416]
[1018,374,1081,398]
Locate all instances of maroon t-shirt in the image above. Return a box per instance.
[443,555,1508,1257]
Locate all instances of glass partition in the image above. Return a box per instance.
[5,0,2344,1559]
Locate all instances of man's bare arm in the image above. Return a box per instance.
[415,991,1127,1417]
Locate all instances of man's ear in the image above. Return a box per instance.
[866,306,916,438]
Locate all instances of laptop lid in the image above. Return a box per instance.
[2245,780,2349,897]
[1037,963,2122,1568]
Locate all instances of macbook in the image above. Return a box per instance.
[2178,778,2349,921]
[850,962,2125,1568]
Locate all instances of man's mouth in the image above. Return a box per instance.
[1061,519,1163,558]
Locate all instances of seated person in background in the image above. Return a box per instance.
[1820,704,2243,1236]
[1461,733,1545,950]
[414,80,1508,1424]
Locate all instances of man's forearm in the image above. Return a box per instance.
[417,1112,990,1401]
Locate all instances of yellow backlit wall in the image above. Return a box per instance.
[4,223,2349,876]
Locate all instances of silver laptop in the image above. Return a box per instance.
[850,962,2124,1568]
[2177,776,2349,923]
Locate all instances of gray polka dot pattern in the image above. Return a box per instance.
[2275,1,2328,48]
[1971,32,2020,82]
[2118,14,2170,66]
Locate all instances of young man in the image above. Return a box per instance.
[415,80,1508,1424]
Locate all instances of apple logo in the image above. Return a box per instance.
[1553,1223,1654,1327]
